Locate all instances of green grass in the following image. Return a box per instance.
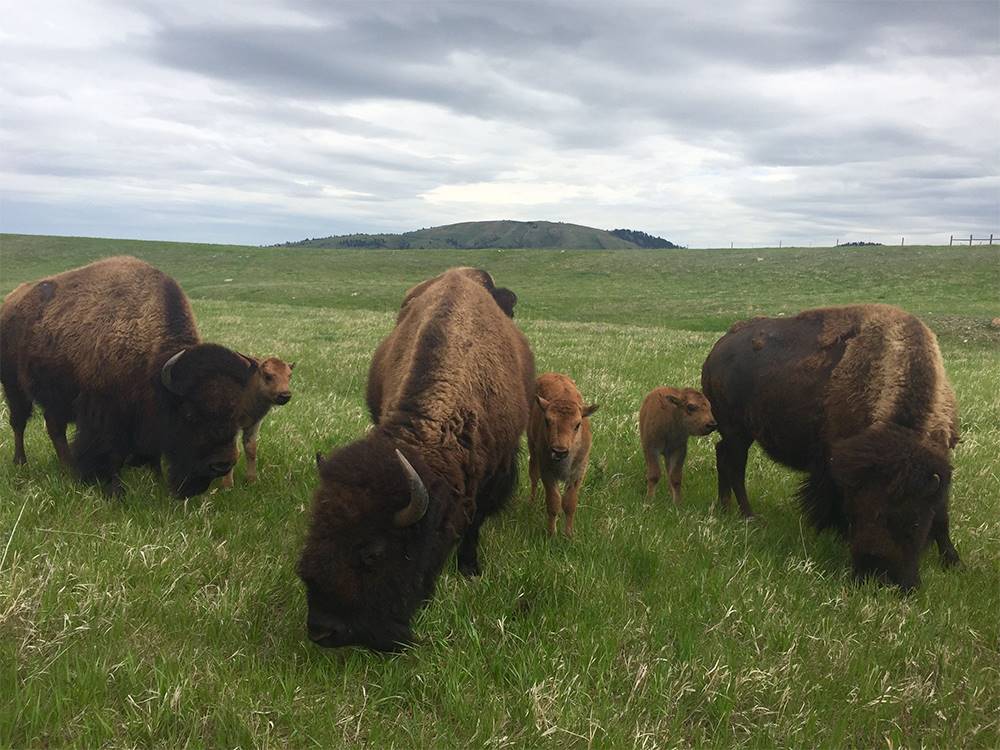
[1,233,998,748]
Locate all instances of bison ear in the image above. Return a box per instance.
[536,394,551,411]
[289,362,296,371]
[582,403,599,418]
[663,393,683,407]
[491,287,517,318]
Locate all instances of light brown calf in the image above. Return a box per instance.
[528,372,598,536]
[222,356,294,487]
[639,387,716,503]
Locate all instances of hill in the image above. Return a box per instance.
[279,220,678,249]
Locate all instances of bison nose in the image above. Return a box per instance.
[707,421,718,431]
[208,461,234,477]
[275,392,292,405]
[308,612,350,646]
[551,448,569,461]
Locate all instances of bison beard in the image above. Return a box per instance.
[299,268,533,651]
[702,304,960,592]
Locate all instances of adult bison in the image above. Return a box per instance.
[701,304,960,591]
[299,268,534,651]
[0,256,256,497]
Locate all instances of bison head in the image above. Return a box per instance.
[255,356,294,405]
[159,344,257,497]
[535,394,597,463]
[664,389,717,436]
[298,435,456,651]
[830,423,952,592]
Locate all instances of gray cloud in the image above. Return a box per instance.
[1,0,997,246]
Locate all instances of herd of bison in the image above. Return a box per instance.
[1,256,962,651]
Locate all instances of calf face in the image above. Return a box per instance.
[536,395,597,462]
[258,357,294,405]
[663,389,717,436]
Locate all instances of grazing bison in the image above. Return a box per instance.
[221,356,294,488]
[0,256,256,497]
[299,268,534,651]
[528,372,598,537]
[701,304,961,591]
[639,386,716,503]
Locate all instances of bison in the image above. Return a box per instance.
[220,356,294,488]
[299,267,534,651]
[0,256,256,497]
[528,372,598,537]
[639,386,716,503]
[701,304,961,591]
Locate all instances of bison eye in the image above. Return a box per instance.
[686,404,698,413]
[264,373,274,383]
[360,539,386,568]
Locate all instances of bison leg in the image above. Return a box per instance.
[528,452,540,502]
[43,412,73,467]
[544,479,562,536]
[3,379,32,465]
[666,443,687,505]
[457,507,486,577]
[716,435,753,517]
[458,461,518,576]
[243,421,260,483]
[562,478,582,537]
[644,447,662,500]
[932,505,961,568]
[72,396,127,497]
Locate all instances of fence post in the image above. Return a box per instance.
[901,237,904,246]
[969,234,974,246]
[949,235,953,246]
[991,234,994,245]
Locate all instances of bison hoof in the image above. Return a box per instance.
[458,560,481,577]
[13,454,27,466]
[941,549,962,569]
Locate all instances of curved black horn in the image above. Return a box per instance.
[394,449,429,527]
[160,350,187,394]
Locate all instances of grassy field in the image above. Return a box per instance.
[1,233,998,748]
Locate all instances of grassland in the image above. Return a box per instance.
[1,233,998,748]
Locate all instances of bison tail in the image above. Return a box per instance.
[797,469,846,534]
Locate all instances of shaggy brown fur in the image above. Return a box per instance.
[221,356,294,488]
[0,256,256,497]
[528,372,598,537]
[639,387,716,503]
[701,303,960,591]
[299,267,534,651]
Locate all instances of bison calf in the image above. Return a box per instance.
[528,373,598,537]
[221,356,294,488]
[702,304,961,591]
[639,387,717,503]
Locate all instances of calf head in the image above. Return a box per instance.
[159,344,257,497]
[257,357,294,405]
[664,388,717,436]
[299,435,455,651]
[536,395,598,463]
[830,423,952,592]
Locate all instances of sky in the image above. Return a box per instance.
[1,0,998,248]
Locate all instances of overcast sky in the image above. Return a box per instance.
[1,0,998,247]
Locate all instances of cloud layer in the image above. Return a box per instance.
[2,0,997,246]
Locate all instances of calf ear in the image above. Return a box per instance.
[289,362,296,371]
[536,394,551,411]
[662,393,683,407]
[582,403,599,418]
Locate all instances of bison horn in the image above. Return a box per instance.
[160,349,187,394]
[394,449,429,527]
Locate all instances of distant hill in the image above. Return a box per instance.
[278,220,678,250]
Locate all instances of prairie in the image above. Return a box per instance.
[1,234,998,748]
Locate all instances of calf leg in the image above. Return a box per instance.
[932,503,961,568]
[3,378,32,465]
[666,443,688,505]
[644,447,662,500]
[221,434,239,489]
[562,478,583,537]
[544,479,562,536]
[44,412,73,467]
[243,422,260,483]
[529,452,540,502]
[717,434,753,517]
